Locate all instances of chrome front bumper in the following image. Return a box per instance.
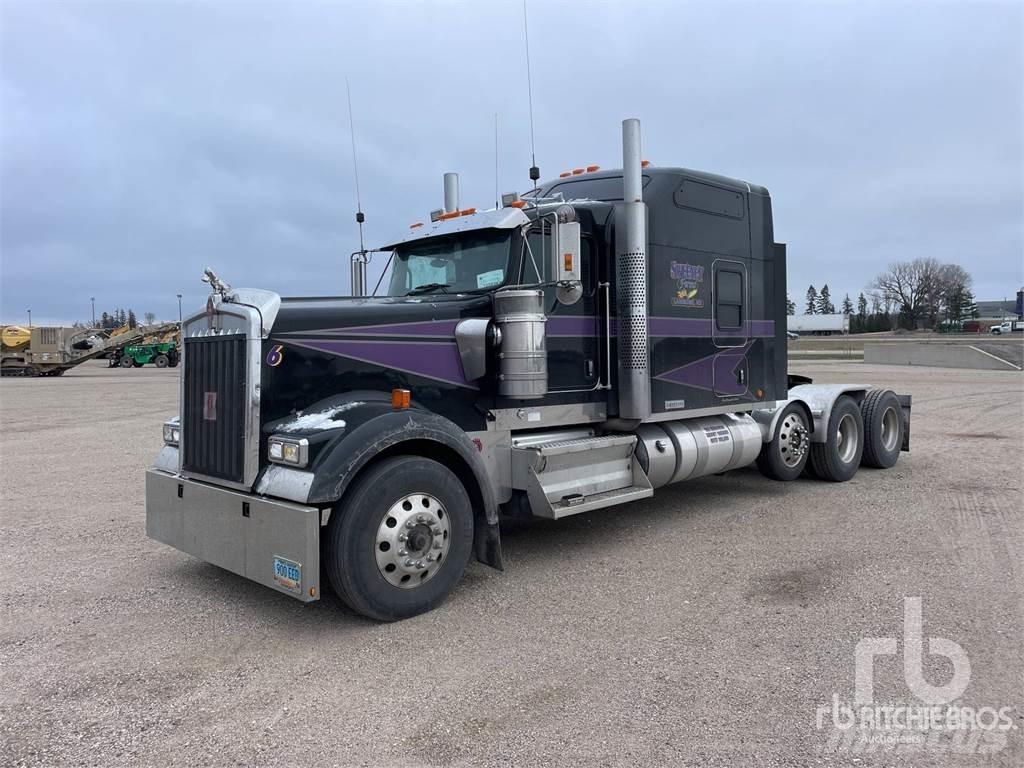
[145,469,321,602]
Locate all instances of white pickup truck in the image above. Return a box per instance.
[989,320,1024,334]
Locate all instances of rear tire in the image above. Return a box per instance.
[756,403,811,481]
[154,354,170,368]
[860,389,902,469]
[808,395,863,482]
[325,455,474,621]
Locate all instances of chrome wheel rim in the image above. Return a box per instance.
[881,406,900,452]
[375,493,450,589]
[836,413,859,464]
[778,411,809,468]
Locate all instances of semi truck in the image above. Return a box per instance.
[787,313,850,335]
[146,119,911,621]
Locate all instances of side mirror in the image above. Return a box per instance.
[553,221,582,305]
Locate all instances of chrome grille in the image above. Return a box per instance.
[182,335,247,482]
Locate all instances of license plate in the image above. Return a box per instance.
[273,556,302,593]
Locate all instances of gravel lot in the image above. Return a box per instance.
[1,361,1022,767]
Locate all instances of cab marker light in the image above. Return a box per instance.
[641,159,651,168]
[586,165,600,173]
[559,171,572,178]
[410,222,423,229]
[571,168,584,175]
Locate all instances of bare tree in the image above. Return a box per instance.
[870,258,973,329]
[144,311,157,325]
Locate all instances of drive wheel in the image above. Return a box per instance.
[154,354,170,368]
[809,395,863,482]
[756,403,810,481]
[325,455,474,621]
[120,355,134,368]
[860,389,902,469]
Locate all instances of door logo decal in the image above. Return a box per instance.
[670,262,705,308]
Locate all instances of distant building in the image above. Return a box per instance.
[975,299,1019,319]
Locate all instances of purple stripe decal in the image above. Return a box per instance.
[283,338,476,389]
[546,316,600,337]
[654,342,754,394]
[648,317,775,338]
[287,319,461,338]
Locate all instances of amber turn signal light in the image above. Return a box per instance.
[392,388,411,409]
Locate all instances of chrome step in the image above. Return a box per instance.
[511,433,653,519]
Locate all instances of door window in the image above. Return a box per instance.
[716,269,744,330]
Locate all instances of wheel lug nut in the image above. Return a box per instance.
[398,533,407,541]
[415,560,424,569]
[405,520,415,529]
[404,559,414,567]
[416,514,426,523]
[398,549,408,556]
[431,527,441,535]
[432,542,442,550]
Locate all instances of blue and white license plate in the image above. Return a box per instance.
[273,556,302,593]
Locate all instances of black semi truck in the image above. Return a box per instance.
[146,119,911,620]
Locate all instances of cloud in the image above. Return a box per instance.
[1,0,1021,325]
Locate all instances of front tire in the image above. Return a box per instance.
[756,403,811,481]
[154,354,170,368]
[120,356,134,368]
[808,395,864,482]
[325,455,474,621]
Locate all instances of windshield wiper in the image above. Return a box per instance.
[406,283,450,296]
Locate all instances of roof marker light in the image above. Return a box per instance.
[571,168,584,175]
[586,165,600,173]
[460,207,477,216]
[641,160,651,168]
[410,222,423,229]
[559,171,571,178]
[508,200,527,208]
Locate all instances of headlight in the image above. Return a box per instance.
[162,420,180,446]
[267,436,308,467]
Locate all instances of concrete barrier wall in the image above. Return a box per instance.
[864,342,1021,371]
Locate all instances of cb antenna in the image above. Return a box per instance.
[346,77,366,254]
[494,112,499,209]
[523,0,539,188]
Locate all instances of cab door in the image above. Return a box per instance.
[526,229,600,391]
[712,260,749,397]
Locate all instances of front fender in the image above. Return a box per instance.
[306,405,503,569]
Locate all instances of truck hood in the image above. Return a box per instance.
[271,293,492,336]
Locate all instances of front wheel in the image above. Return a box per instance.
[808,395,864,482]
[120,356,134,368]
[756,403,810,481]
[154,354,169,368]
[324,455,474,621]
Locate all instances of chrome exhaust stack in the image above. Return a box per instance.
[443,172,460,213]
[615,118,651,420]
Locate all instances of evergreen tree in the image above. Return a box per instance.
[857,292,868,318]
[100,311,111,329]
[786,295,796,315]
[127,309,138,329]
[817,284,835,314]
[841,293,853,314]
[805,285,818,315]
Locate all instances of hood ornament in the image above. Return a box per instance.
[202,267,232,297]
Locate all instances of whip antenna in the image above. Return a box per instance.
[494,112,500,209]
[346,77,366,254]
[523,0,539,188]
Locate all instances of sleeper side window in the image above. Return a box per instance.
[716,269,743,330]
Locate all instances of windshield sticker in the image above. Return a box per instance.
[477,269,504,289]
[671,262,705,308]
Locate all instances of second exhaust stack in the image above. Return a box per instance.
[615,118,651,421]
[443,173,460,213]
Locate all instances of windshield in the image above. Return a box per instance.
[386,230,512,296]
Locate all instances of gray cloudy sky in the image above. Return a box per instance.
[1,0,1021,325]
